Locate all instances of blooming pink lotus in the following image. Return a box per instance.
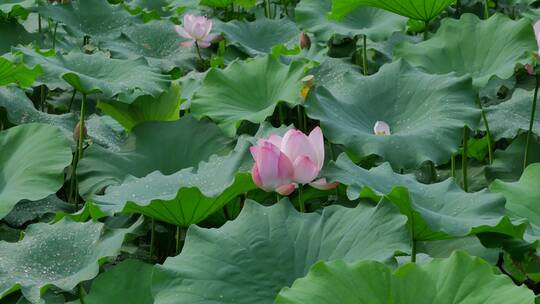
[250,127,338,196]
[175,14,220,48]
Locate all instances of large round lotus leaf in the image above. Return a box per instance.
[0,0,35,16]
[325,154,522,241]
[0,58,41,88]
[0,124,72,220]
[191,55,305,136]
[484,88,540,140]
[216,18,299,56]
[97,84,182,131]
[152,200,410,304]
[38,0,142,39]
[0,217,142,303]
[90,135,255,226]
[295,0,407,42]
[276,251,534,304]
[0,20,36,55]
[306,60,479,169]
[88,124,288,226]
[100,20,197,73]
[85,259,153,304]
[4,195,75,228]
[0,87,126,149]
[491,164,540,245]
[77,116,233,197]
[17,47,169,100]
[486,133,540,182]
[395,14,536,88]
[329,0,455,21]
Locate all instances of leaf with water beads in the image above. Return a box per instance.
[0,217,142,303]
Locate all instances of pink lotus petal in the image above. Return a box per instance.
[180,40,195,47]
[267,134,283,149]
[535,20,540,56]
[281,129,318,167]
[203,33,221,43]
[310,178,339,190]
[175,25,191,39]
[196,41,211,48]
[251,164,263,188]
[292,155,319,184]
[308,127,324,170]
[276,183,296,196]
[192,22,208,40]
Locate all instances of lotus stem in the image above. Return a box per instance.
[194,41,203,62]
[278,104,285,125]
[476,97,493,164]
[52,22,59,49]
[483,0,489,19]
[451,154,456,178]
[175,226,183,255]
[524,74,539,169]
[411,238,417,263]
[149,218,156,261]
[40,85,46,112]
[423,20,430,41]
[79,285,86,304]
[298,184,305,213]
[297,106,303,131]
[456,0,461,16]
[264,0,271,18]
[462,127,469,192]
[362,35,368,76]
[70,93,86,206]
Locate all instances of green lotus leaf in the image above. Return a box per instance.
[100,20,197,72]
[0,87,127,149]
[329,0,455,21]
[38,0,142,39]
[484,88,540,140]
[326,154,523,240]
[306,60,479,169]
[276,251,534,304]
[486,133,540,182]
[491,164,540,246]
[0,124,72,220]
[0,217,142,303]
[395,14,536,88]
[0,20,36,55]
[98,84,182,131]
[416,236,500,265]
[0,57,41,88]
[296,0,407,42]
[85,259,153,304]
[0,0,35,17]
[77,116,233,197]
[216,18,299,56]
[200,0,257,9]
[152,199,410,304]
[4,195,75,228]
[17,47,170,100]
[191,55,305,136]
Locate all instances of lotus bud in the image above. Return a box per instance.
[73,121,87,142]
[299,32,311,50]
[300,75,315,99]
[374,121,391,136]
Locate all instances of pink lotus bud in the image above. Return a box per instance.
[374,121,391,136]
[299,32,311,50]
[250,140,295,196]
[280,127,325,184]
[175,14,220,48]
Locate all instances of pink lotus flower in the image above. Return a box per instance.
[175,14,220,48]
[250,127,338,195]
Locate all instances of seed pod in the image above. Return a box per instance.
[299,32,311,50]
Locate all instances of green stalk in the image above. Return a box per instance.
[462,127,469,192]
[264,0,271,18]
[483,0,489,19]
[79,285,86,304]
[40,85,46,112]
[423,20,430,41]
[52,22,59,49]
[175,226,182,255]
[278,104,285,125]
[411,238,417,263]
[298,184,305,213]
[524,74,540,169]
[297,106,303,132]
[76,94,86,162]
[194,41,203,62]
[451,154,456,178]
[362,35,368,76]
[149,218,156,261]
[456,0,461,16]
[477,97,493,164]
